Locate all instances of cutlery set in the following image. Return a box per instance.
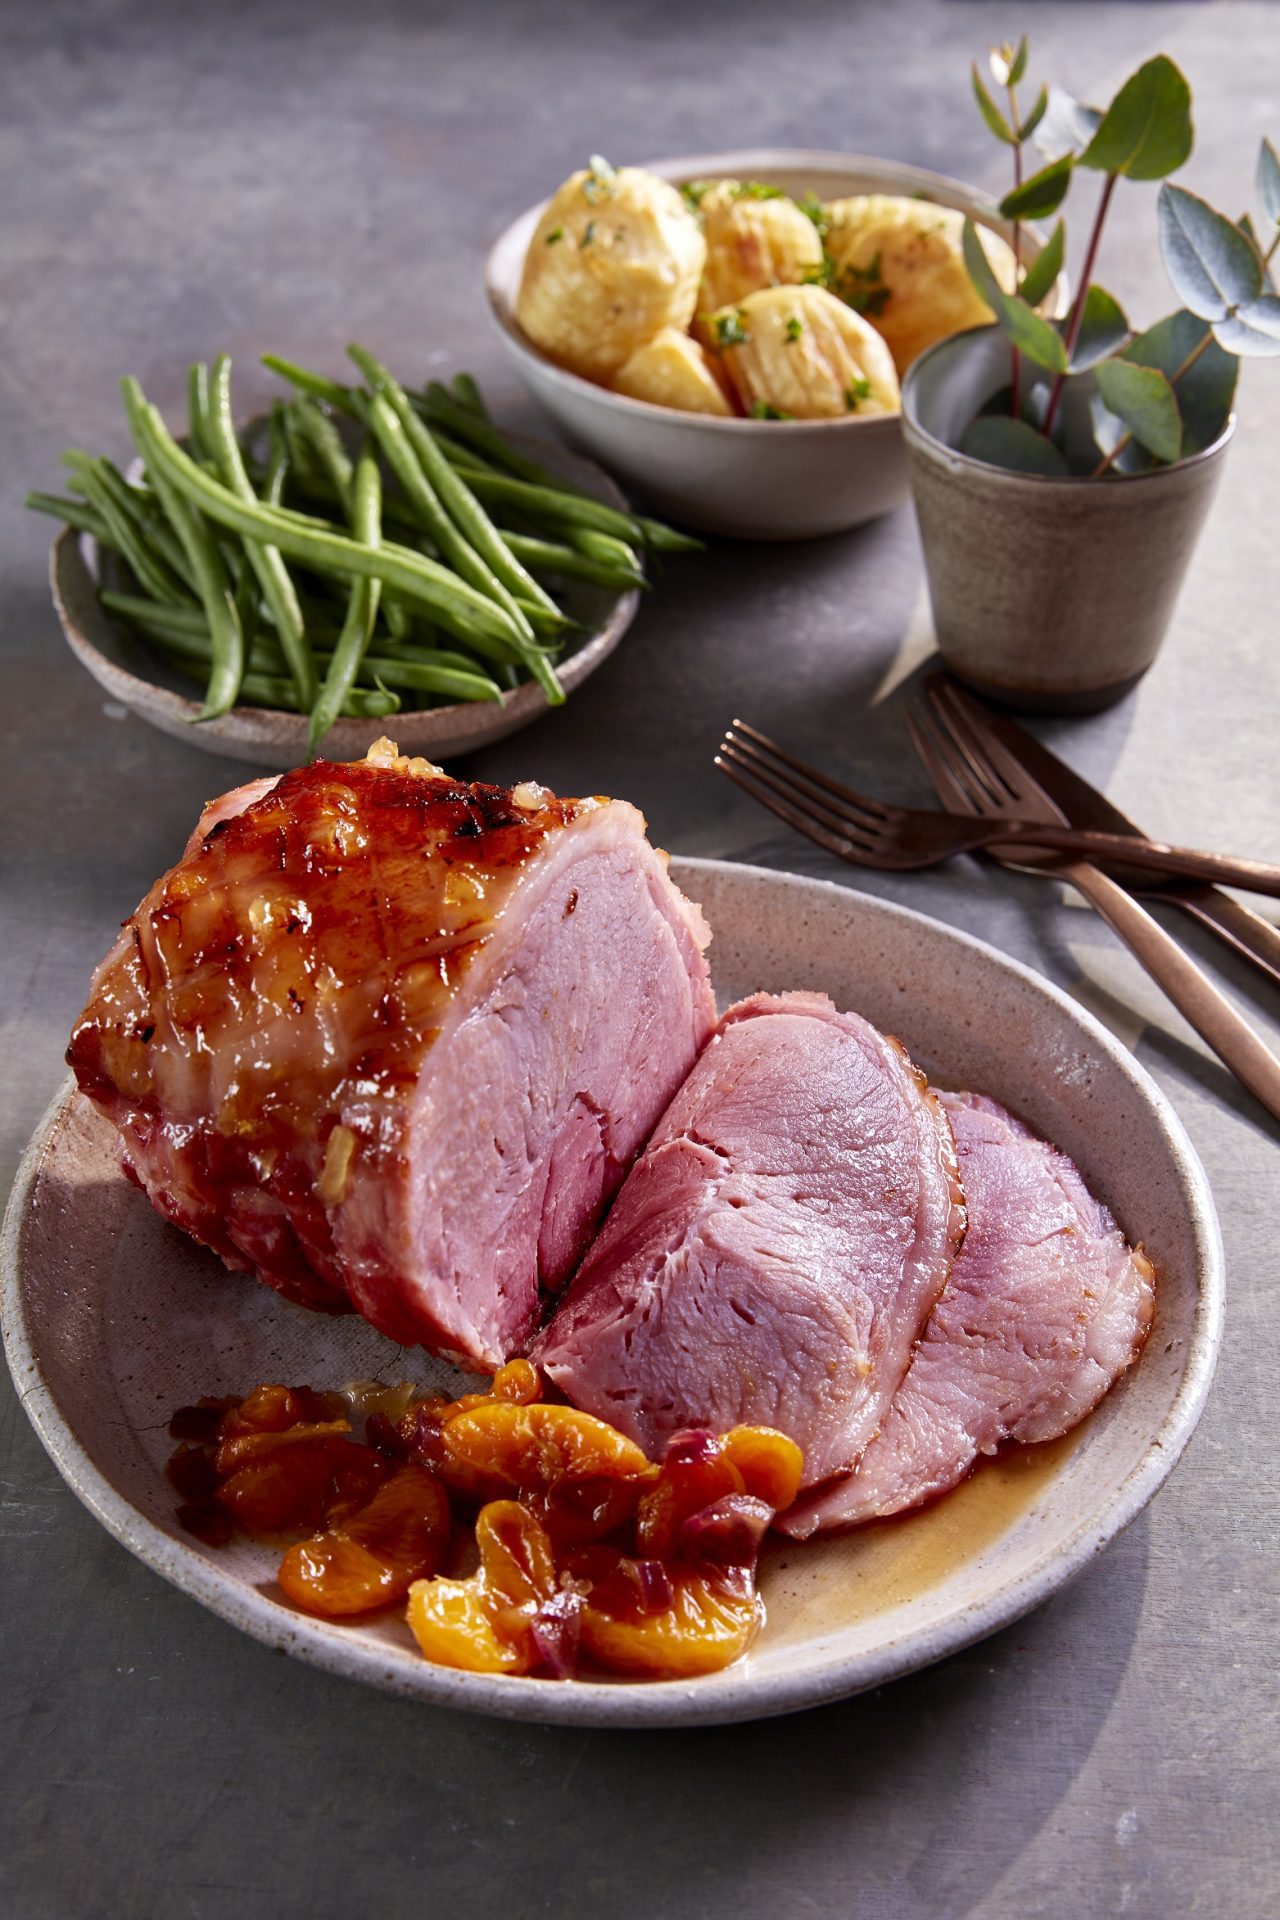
[717,676,1280,1123]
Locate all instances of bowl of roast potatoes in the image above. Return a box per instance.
[486,149,1063,540]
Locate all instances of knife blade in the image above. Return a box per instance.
[974,699,1280,989]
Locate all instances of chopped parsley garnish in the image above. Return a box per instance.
[785,315,804,343]
[732,180,784,201]
[680,179,716,211]
[581,221,596,248]
[844,377,872,410]
[581,156,617,205]
[797,192,830,237]
[711,309,751,350]
[833,252,890,319]
[749,400,793,420]
[545,226,564,244]
[800,255,836,290]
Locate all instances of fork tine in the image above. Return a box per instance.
[714,755,868,862]
[903,702,990,815]
[717,744,880,851]
[725,719,890,822]
[927,676,1061,807]
[718,734,883,839]
[923,678,1021,806]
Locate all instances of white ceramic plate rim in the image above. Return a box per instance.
[484,147,1060,436]
[1,861,1223,1727]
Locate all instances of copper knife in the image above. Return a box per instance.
[974,703,1280,989]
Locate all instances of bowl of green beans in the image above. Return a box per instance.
[30,350,696,769]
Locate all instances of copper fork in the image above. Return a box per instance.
[906,678,1280,1125]
[715,720,1280,893]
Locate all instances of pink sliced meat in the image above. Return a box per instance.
[68,740,716,1369]
[782,1090,1156,1536]
[537,991,965,1487]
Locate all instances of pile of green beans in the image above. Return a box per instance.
[27,351,699,756]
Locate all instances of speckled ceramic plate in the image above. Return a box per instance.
[50,434,639,770]
[1,860,1222,1726]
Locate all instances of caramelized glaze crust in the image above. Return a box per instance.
[67,747,716,1358]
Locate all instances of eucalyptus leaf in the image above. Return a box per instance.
[1240,213,1277,293]
[972,65,1015,145]
[1080,55,1193,181]
[1259,137,1280,229]
[1089,392,1152,473]
[1019,219,1065,307]
[1070,285,1130,370]
[1159,183,1262,320]
[1019,86,1049,144]
[960,414,1069,476]
[963,218,1069,371]
[1095,359,1182,462]
[999,152,1073,220]
[1120,310,1237,453]
[1033,85,1102,159]
[1213,292,1280,357]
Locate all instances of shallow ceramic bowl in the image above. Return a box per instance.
[1,861,1221,1727]
[486,149,1065,540]
[50,435,639,771]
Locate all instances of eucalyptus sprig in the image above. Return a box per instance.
[959,39,1280,478]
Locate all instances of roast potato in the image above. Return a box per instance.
[693,180,825,312]
[707,285,900,421]
[823,195,1019,375]
[517,162,706,383]
[612,328,736,416]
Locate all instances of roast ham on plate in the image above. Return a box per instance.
[536,992,966,1489]
[782,1091,1156,1535]
[67,741,716,1368]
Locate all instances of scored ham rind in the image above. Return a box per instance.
[67,741,716,1369]
[780,1090,1156,1537]
[536,991,965,1488]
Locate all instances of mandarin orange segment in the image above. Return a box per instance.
[217,1435,384,1535]
[442,1401,652,1488]
[214,1418,351,1476]
[406,1578,531,1673]
[721,1427,805,1513]
[635,1430,744,1559]
[475,1500,558,1608]
[277,1465,450,1617]
[489,1358,542,1404]
[572,1551,762,1678]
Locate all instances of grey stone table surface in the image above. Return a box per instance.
[2,3,1277,1915]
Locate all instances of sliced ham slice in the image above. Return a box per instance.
[781,1090,1156,1536]
[537,991,965,1487]
[68,741,715,1368]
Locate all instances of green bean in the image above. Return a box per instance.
[61,452,191,606]
[25,491,112,543]
[361,386,538,644]
[417,382,591,494]
[289,399,354,517]
[121,380,526,661]
[94,459,198,592]
[361,652,503,703]
[500,529,644,590]
[207,356,316,708]
[120,384,245,718]
[309,436,383,757]
[451,372,488,418]
[382,595,414,642]
[261,354,358,414]
[187,363,216,464]
[351,344,564,629]
[443,465,645,544]
[571,527,645,576]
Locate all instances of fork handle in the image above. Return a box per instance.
[1066,861,1280,1123]
[998,825,1280,897]
[1147,888,1280,991]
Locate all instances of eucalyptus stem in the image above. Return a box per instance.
[1044,171,1119,437]
[1008,74,1024,420]
[1090,330,1215,476]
